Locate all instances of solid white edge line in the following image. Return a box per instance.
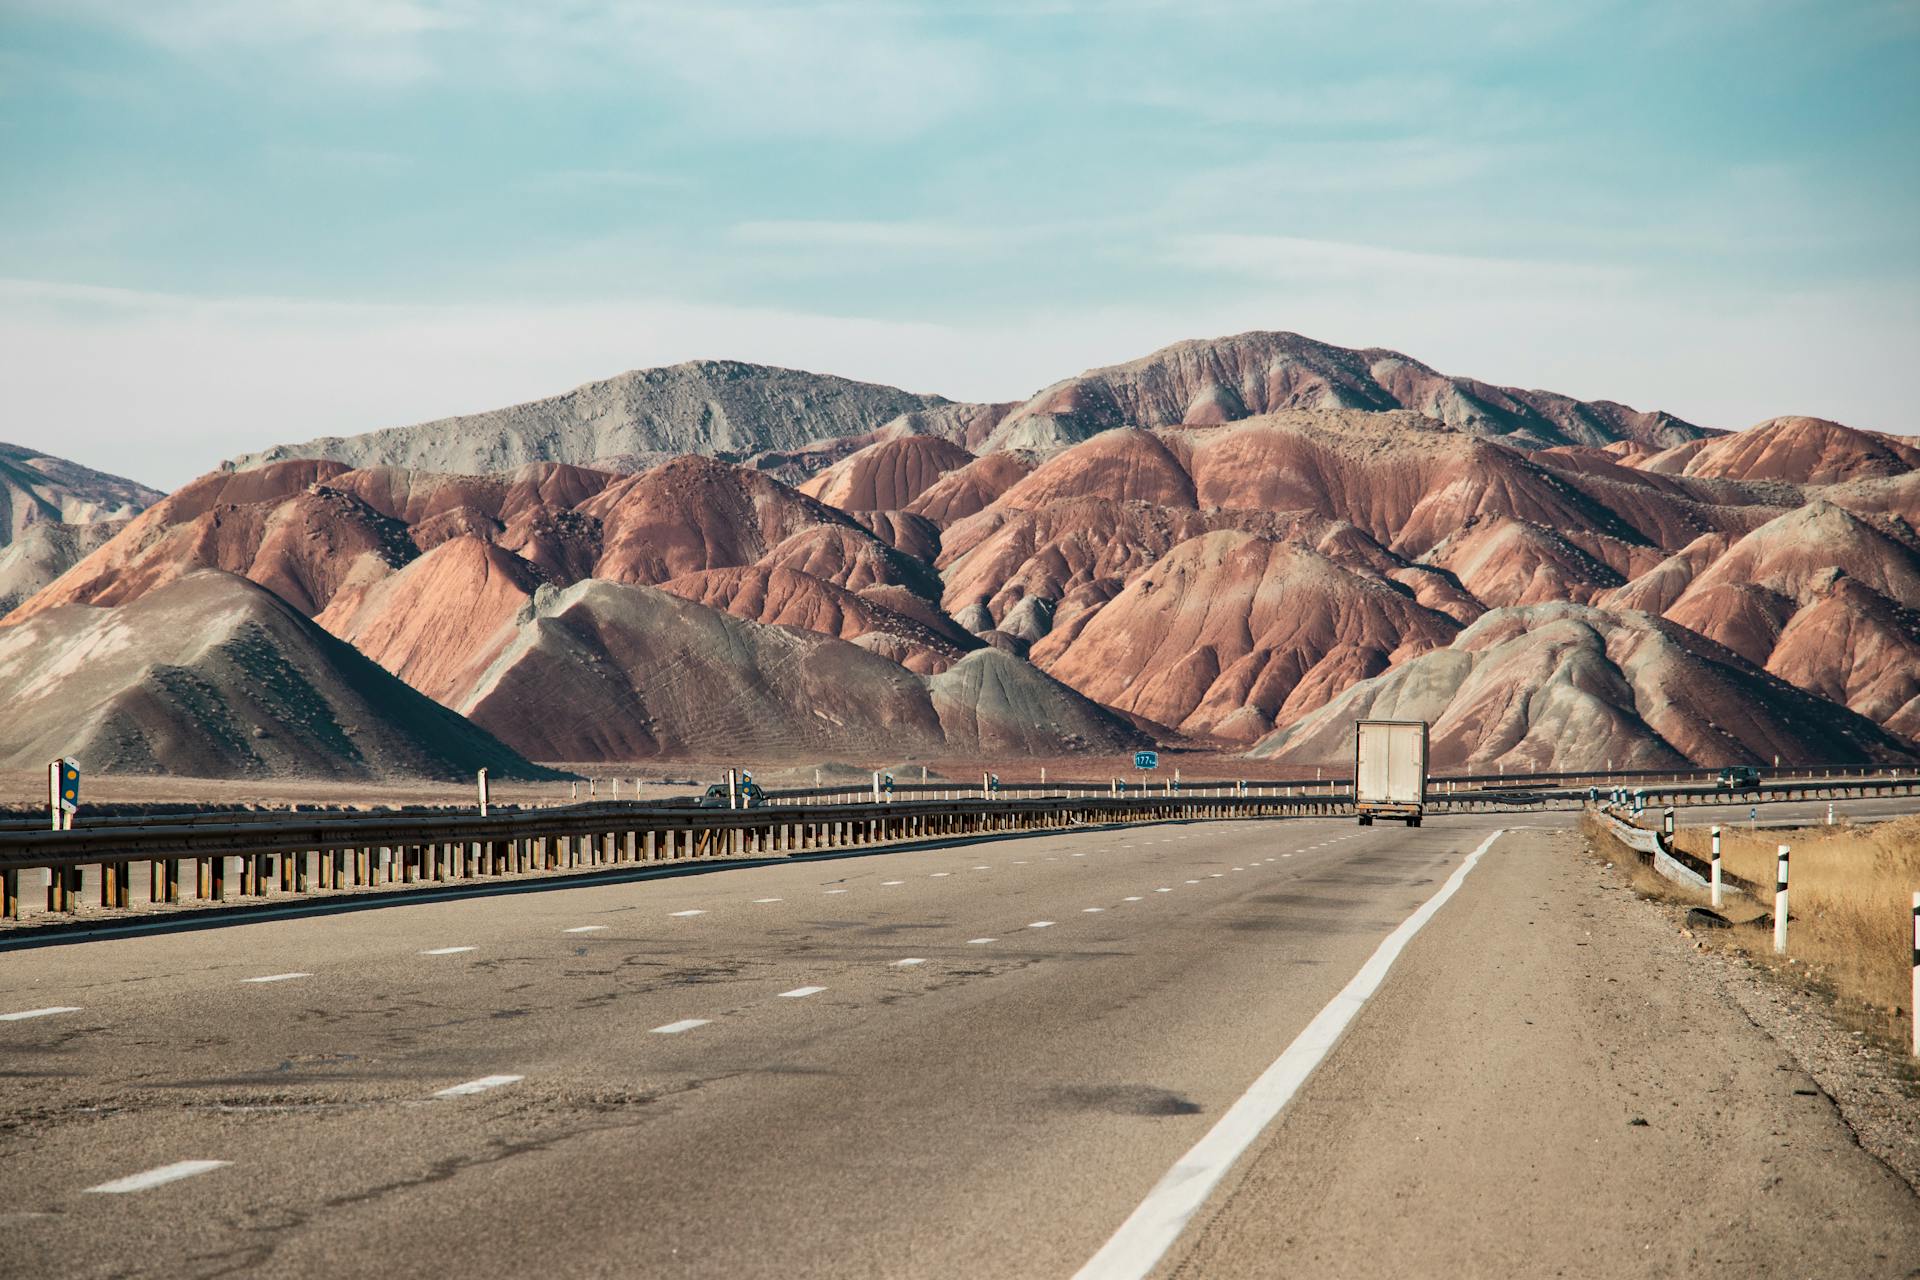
[86,1160,230,1194]
[892,958,928,967]
[241,973,311,984]
[777,986,826,998]
[0,1006,81,1021]
[564,925,608,933]
[1072,829,1504,1280]
[433,1074,524,1098]
[419,947,474,955]
[669,909,706,917]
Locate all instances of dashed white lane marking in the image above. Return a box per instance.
[882,880,905,886]
[1155,888,1173,893]
[753,898,783,904]
[1123,896,1144,902]
[1231,867,1244,872]
[0,1006,80,1021]
[1208,873,1224,878]
[824,889,849,895]
[564,926,608,934]
[1282,854,1293,859]
[778,986,826,999]
[1013,860,1029,864]
[1073,830,1504,1280]
[1185,879,1201,885]
[1029,921,1056,929]
[86,1160,230,1194]
[973,865,991,870]
[434,1074,523,1098]
[419,947,474,956]
[892,958,928,967]
[669,909,707,917]
[651,1019,710,1035]
[1083,907,1105,913]
[931,872,952,878]
[967,937,996,945]
[1071,852,1086,857]
[241,973,311,984]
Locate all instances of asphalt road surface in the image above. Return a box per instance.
[3,798,1917,1278]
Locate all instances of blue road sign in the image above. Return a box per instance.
[1133,751,1159,770]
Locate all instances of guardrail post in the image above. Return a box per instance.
[1774,845,1789,956]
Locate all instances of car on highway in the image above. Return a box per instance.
[1715,765,1762,789]
[694,780,766,808]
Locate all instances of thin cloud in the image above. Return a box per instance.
[1169,232,1630,290]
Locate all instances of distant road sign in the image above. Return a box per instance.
[1133,751,1159,770]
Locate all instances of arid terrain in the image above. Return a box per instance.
[6,331,1919,782]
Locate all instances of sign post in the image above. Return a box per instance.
[47,758,79,913]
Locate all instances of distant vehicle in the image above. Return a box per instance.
[1354,719,1427,827]
[1715,766,1762,790]
[695,780,766,809]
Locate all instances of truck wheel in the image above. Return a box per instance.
[1358,815,1373,826]
[1407,815,1422,828]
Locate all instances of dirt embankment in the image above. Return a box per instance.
[1584,812,1920,1196]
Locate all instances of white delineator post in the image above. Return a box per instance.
[1904,890,1920,1059]
[1910,892,1919,1058]
[1710,825,1723,910]
[477,768,490,817]
[1827,802,1835,826]
[871,771,882,805]
[1774,845,1790,956]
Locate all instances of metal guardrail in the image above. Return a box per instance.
[0,791,1350,924]
[7,772,1914,926]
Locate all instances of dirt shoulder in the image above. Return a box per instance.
[1158,826,1920,1280]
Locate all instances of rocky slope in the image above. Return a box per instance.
[1250,605,1915,771]
[16,334,1920,775]
[0,570,553,779]
[0,441,162,544]
[453,580,1145,762]
[0,443,162,608]
[977,332,1712,454]
[226,360,951,476]
[226,331,1711,485]
[0,517,129,615]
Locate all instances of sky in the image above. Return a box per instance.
[1,0,1916,489]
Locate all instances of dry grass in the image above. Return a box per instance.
[1665,816,1919,1031]
[1583,811,1919,1050]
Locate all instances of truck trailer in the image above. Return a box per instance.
[1354,719,1428,826]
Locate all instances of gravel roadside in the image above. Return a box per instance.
[1157,826,1920,1280]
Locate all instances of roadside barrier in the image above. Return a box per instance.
[0,791,1348,926]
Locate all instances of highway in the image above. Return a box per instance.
[2,799,1917,1278]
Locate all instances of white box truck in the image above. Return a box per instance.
[1354,719,1428,827]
